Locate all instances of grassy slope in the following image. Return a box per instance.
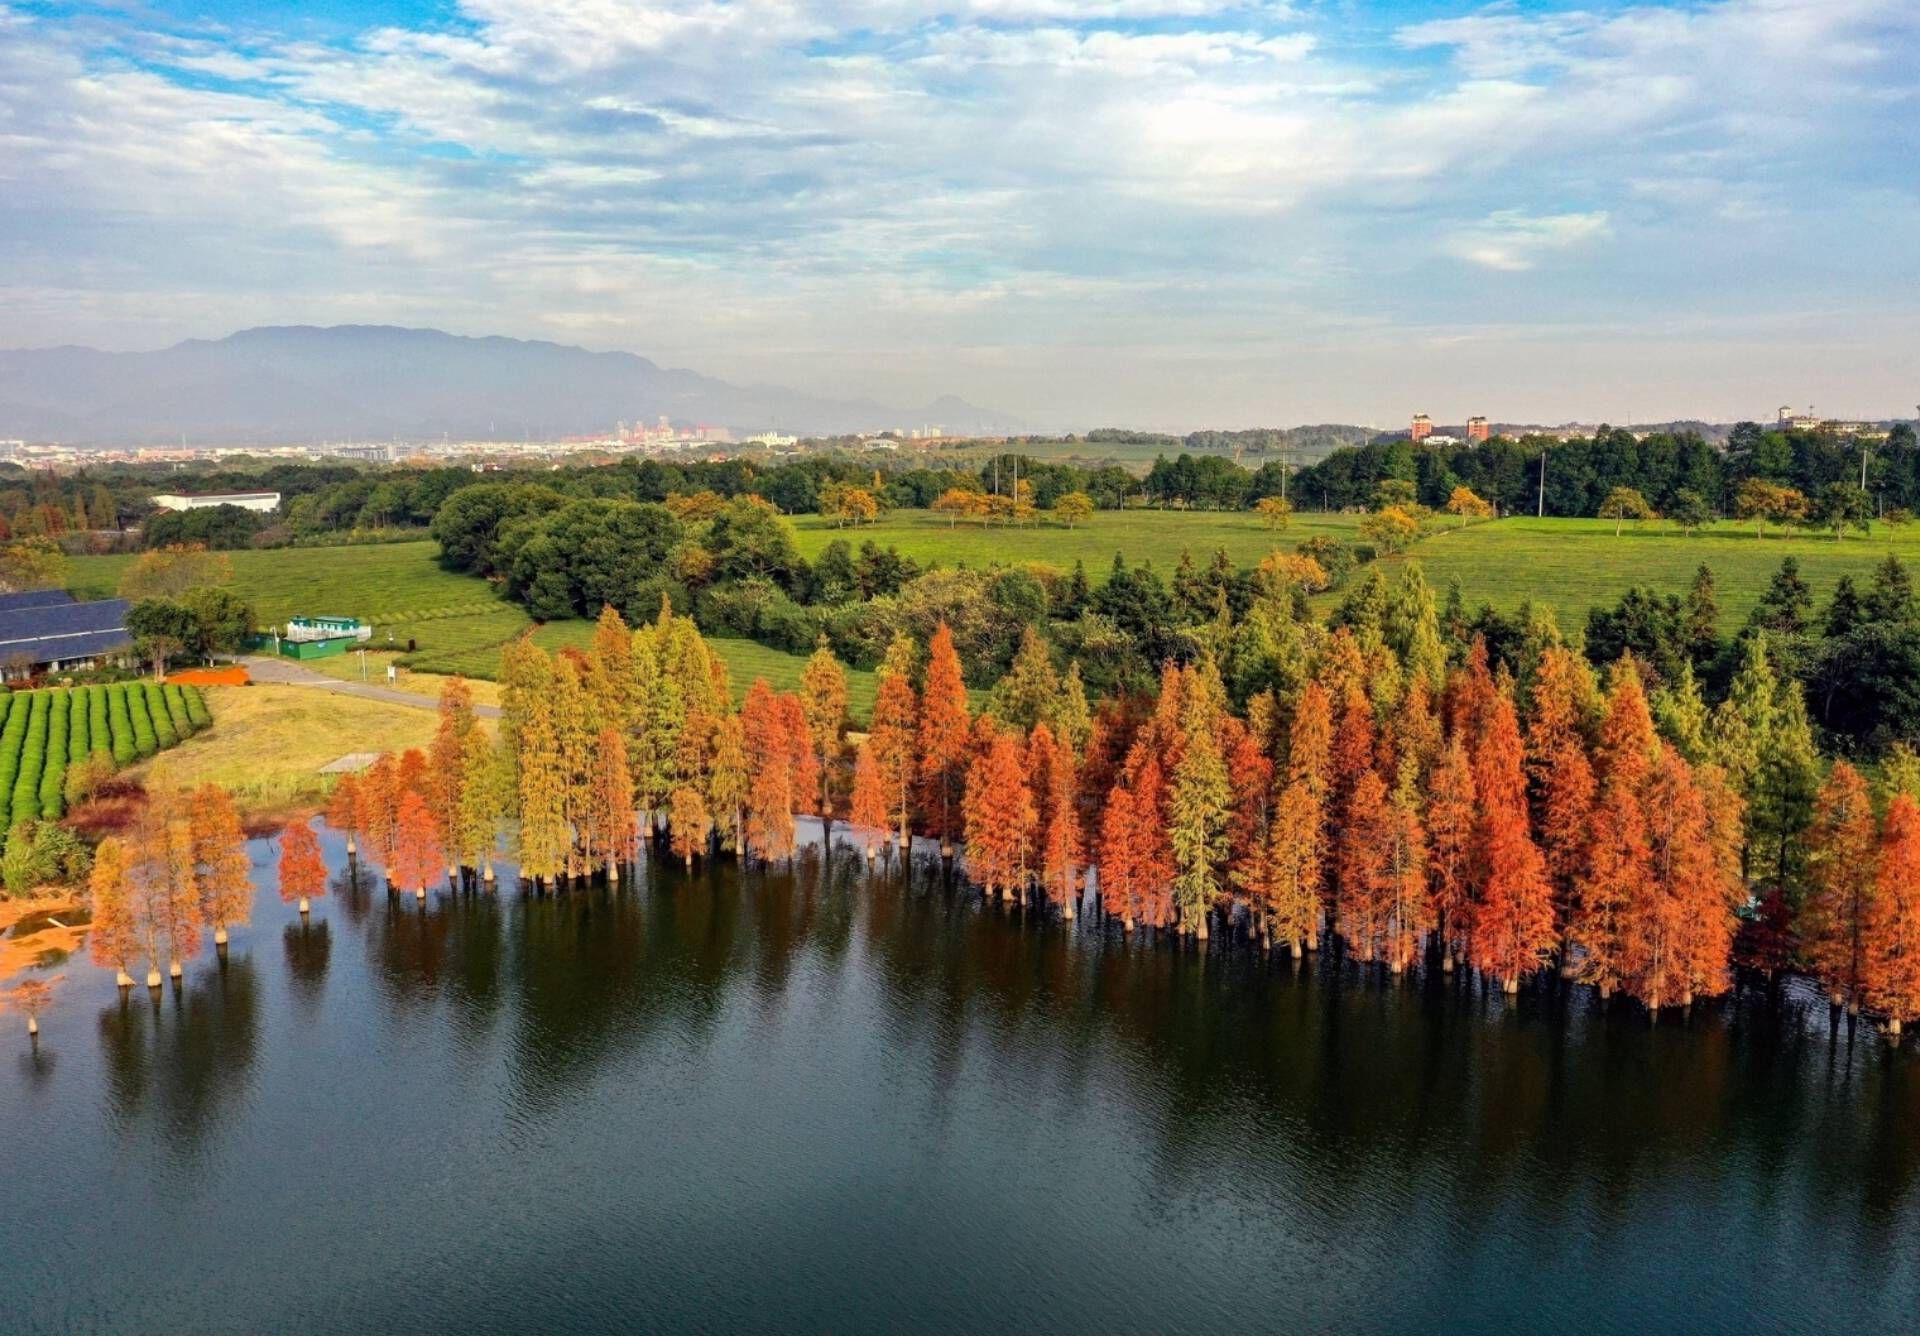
[134,684,440,814]
[787,507,1357,572]
[1393,517,1920,632]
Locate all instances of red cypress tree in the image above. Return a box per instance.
[776,693,819,821]
[869,660,919,847]
[1123,744,1176,929]
[1864,793,1920,1035]
[1223,717,1273,908]
[746,760,795,866]
[1469,693,1556,991]
[1636,743,1736,1008]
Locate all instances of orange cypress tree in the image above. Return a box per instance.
[777,693,821,823]
[741,679,783,772]
[669,785,713,870]
[88,836,141,986]
[1469,693,1556,992]
[1329,682,1376,810]
[706,713,751,855]
[1425,733,1477,969]
[157,797,202,980]
[1337,769,1392,961]
[191,783,253,947]
[1382,767,1431,973]
[870,642,920,847]
[1098,783,1144,930]
[325,773,362,854]
[1800,761,1878,1009]
[427,676,476,846]
[1636,744,1735,1008]
[964,729,1035,899]
[1127,749,1176,929]
[588,726,636,877]
[1864,793,1920,1035]
[396,747,430,806]
[1261,779,1324,956]
[850,742,889,856]
[800,639,848,826]
[392,790,443,897]
[746,760,796,866]
[278,820,327,914]
[917,622,972,847]
[1574,763,1649,1000]
[1223,718,1273,903]
[1037,726,1081,918]
[1286,682,1333,797]
[358,753,399,875]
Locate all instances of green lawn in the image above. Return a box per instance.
[789,507,1360,574]
[1391,517,1920,632]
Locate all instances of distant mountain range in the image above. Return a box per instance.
[0,325,1020,444]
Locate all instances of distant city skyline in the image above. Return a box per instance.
[2,0,1915,431]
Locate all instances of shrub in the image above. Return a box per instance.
[126,684,158,758]
[161,683,194,737]
[144,683,179,749]
[64,751,116,808]
[67,685,90,760]
[88,686,111,757]
[107,685,137,765]
[38,690,67,820]
[183,685,212,729]
[9,692,48,830]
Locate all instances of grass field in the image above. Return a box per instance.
[1392,517,1920,632]
[136,684,439,817]
[788,507,1360,573]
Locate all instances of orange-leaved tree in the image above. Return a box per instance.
[917,623,972,850]
[964,727,1034,900]
[87,835,141,986]
[278,820,327,914]
[1425,733,1477,969]
[191,782,253,947]
[669,785,713,870]
[870,634,920,848]
[392,790,444,897]
[1469,692,1556,992]
[325,773,362,855]
[1864,792,1920,1034]
[850,742,889,856]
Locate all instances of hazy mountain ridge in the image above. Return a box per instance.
[0,325,1017,444]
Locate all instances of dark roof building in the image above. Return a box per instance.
[0,590,132,678]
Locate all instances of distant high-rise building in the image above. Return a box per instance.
[1467,416,1490,443]
[1411,413,1432,442]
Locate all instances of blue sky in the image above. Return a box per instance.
[2,0,1915,428]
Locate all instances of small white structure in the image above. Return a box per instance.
[150,490,282,513]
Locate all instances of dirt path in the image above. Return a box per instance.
[239,656,502,718]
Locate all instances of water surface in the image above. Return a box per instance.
[4,822,1917,1334]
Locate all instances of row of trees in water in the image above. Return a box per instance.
[84,784,262,988]
[276,592,1920,1034]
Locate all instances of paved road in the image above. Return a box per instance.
[238,656,503,718]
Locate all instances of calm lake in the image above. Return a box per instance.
[4,820,1917,1334]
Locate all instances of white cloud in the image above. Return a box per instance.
[0,0,1914,425]
[1444,210,1612,272]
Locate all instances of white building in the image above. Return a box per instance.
[150,490,282,513]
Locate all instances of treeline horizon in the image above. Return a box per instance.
[186,588,1920,1036]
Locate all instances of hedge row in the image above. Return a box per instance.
[0,682,215,822]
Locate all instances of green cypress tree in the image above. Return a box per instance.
[1168,692,1231,938]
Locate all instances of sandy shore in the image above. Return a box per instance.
[0,894,88,991]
